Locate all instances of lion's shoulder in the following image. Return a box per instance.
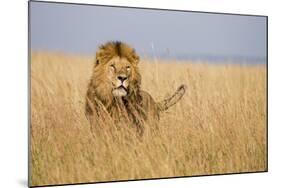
[137,90,160,119]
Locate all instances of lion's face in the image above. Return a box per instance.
[91,41,141,103]
[107,56,133,97]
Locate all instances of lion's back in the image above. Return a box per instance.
[138,90,160,121]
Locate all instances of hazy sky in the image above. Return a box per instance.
[30,1,267,62]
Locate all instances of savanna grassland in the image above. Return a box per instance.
[30,52,267,186]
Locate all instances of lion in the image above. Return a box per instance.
[85,41,187,135]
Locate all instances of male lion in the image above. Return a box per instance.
[85,41,186,135]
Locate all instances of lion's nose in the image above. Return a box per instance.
[117,75,127,82]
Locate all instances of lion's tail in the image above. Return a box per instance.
[157,84,187,112]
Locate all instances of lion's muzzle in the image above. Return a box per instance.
[112,86,127,97]
[112,74,129,97]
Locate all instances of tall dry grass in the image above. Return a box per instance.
[30,52,267,186]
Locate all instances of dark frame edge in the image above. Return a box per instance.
[29,170,268,188]
[265,16,269,172]
[28,0,31,187]
[29,0,268,18]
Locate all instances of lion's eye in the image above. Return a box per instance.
[110,64,116,71]
[126,66,131,71]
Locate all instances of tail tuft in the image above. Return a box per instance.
[158,84,187,111]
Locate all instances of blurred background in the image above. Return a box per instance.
[30,1,267,64]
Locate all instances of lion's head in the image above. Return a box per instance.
[90,41,141,104]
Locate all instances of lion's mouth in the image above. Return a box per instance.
[112,85,128,97]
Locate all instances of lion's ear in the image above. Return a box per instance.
[95,51,101,66]
[135,55,140,65]
[132,50,140,65]
[95,58,100,66]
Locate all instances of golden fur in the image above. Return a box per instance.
[85,41,186,135]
